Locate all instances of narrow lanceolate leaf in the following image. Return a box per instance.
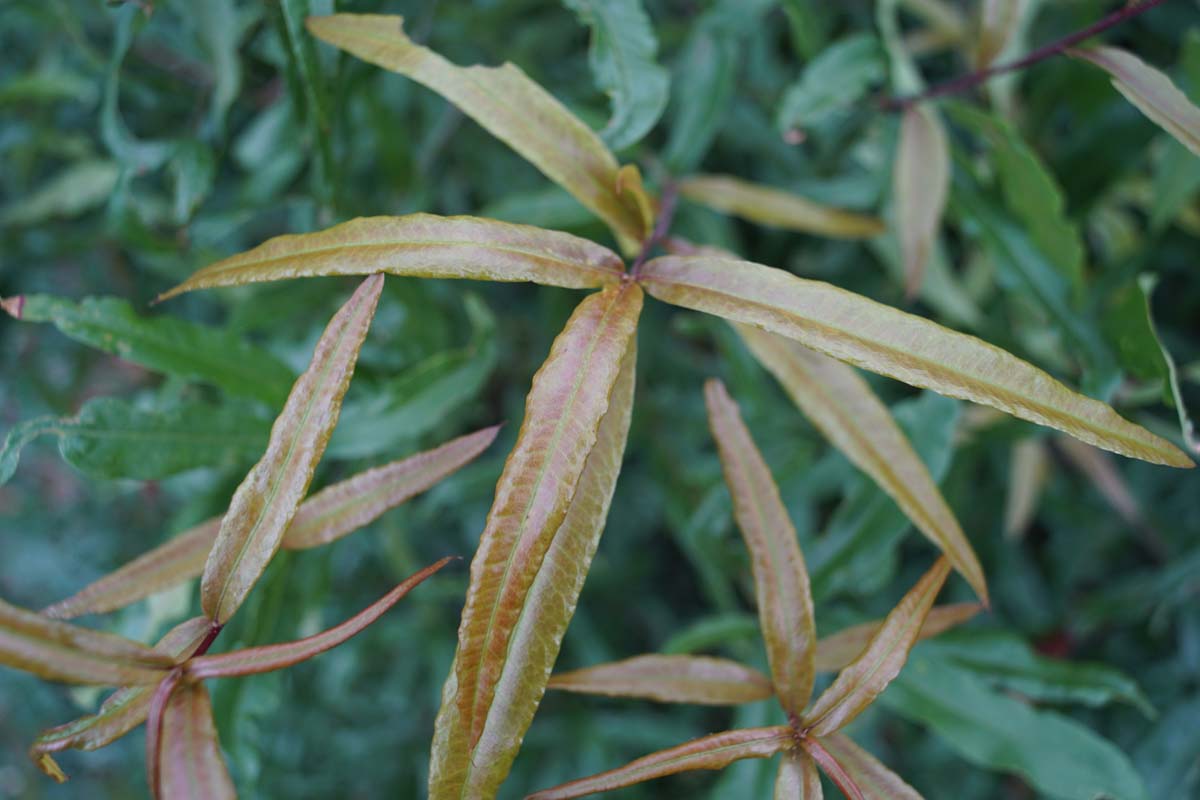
[155,682,235,800]
[527,726,794,800]
[737,326,986,602]
[45,427,496,619]
[638,255,1193,467]
[30,617,211,781]
[705,379,817,716]
[160,215,624,301]
[306,14,648,252]
[548,654,773,705]
[429,284,642,799]
[816,734,922,800]
[975,0,1019,68]
[895,105,950,297]
[0,598,173,685]
[201,275,383,625]
[776,750,823,799]
[802,558,951,736]
[814,603,980,673]
[1073,46,1200,157]
[187,558,451,679]
[679,174,884,239]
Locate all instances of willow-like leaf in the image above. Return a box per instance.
[528,726,794,800]
[429,284,641,798]
[0,598,173,685]
[818,733,923,799]
[813,603,980,673]
[1073,46,1200,157]
[201,275,382,625]
[1004,438,1049,540]
[895,105,949,297]
[975,0,1019,68]
[678,174,884,239]
[306,14,648,251]
[776,750,823,799]
[188,557,451,679]
[45,427,496,619]
[705,378,817,716]
[803,558,950,736]
[548,654,773,705]
[154,681,234,800]
[737,326,986,601]
[160,215,624,301]
[637,255,1192,467]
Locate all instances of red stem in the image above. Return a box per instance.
[630,181,679,276]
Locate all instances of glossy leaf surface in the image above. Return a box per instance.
[548,654,773,705]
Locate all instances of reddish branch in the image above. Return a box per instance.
[630,181,679,276]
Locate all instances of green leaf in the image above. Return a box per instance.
[776,33,884,135]
[548,654,774,705]
[563,0,670,151]
[5,294,295,406]
[0,161,119,227]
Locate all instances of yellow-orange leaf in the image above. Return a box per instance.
[154,681,234,800]
[638,255,1193,467]
[814,603,981,673]
[160,215,624,301]
[202,275,383,625]
[678,174,884,239]
[817,733,923,800]
[803,559,950,736]
[527,726,794,800]
[776,750,823,799]
[895,106,950,298]
[548,654,773,705]
[736,326,986,602]
[428,284,642,798]
[705,378,817,717]
[306,14,648,252]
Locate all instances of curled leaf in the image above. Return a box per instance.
[527,726,794,800]
[548,654,774,705]
[814,603,981,673]
[637,254,1192,467]
[776,750,824,799]
[201,275,383,625]
[895,105,950,298]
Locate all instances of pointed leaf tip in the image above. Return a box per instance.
[1,295,24,318]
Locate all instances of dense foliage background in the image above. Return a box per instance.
[1,1,1198,797]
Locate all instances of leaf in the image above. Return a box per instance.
[188,557,451,679]
[563,0,670,151]
[428,284,641,798]
[0,161,119,227]
[548,654,774,705]
[637,254,1193,467]
[679,174,884,239]
[1073,45,1200,157]
[0,597,173,686]
[775,750,823,799]
[704,378,817,716]
[1003,438,1049,540]
[737,326,986,602]
[813,603,981,673]
[802,558,950,736]
[306,14,648,251]
[159,214,625,301]
[776,33,884,135]
[975,0,1020,68]
[29,617,211,781]
[895,105,950,297]
[0,395,271,486]
[201,275,383,625]
[816,733,922,800]
[153,681,235,800]
[5,294,295,406]
[527,726,794,800]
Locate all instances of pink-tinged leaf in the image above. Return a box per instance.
[45,427,496,619]
[29,617,211,781]
[814,603,981,673]
[736,326,986,602]
[817,733,924,800]
[895,105,950,298]
[1073,46,1200,157]
[429,285,642,799]
[776,750,823,799]
[154,681,235,800]
[1004,438,1049,540]
[802,559,951,736]
[548,654,773,705]
[187,557,452,679]
[144,668,183,798]
[0,598,173,685]
[1055,437,1147,533]
[1,294,25,318]
[678,174,884,239]
[306,14,648,253]
[637,255,1193,468]
[201,275,383,625]
[705,378,817,717]
[802,736,865,800]
[527,726,794,800]
[159,215,625,301]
